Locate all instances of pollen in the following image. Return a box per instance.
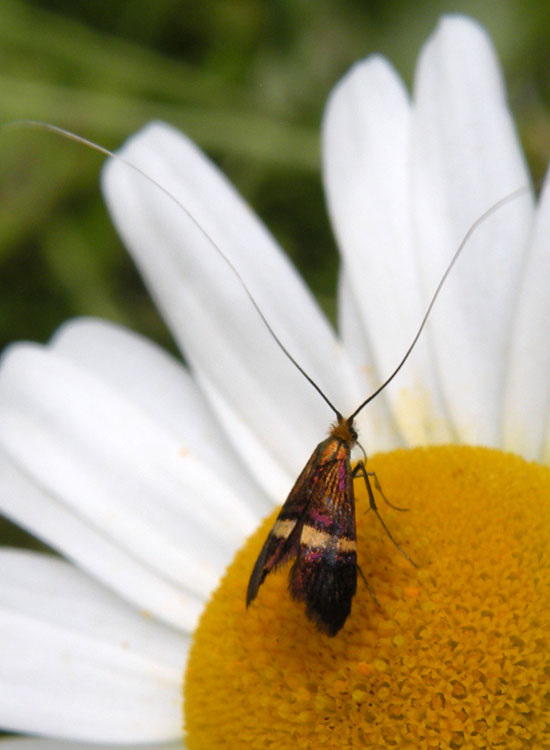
[184,446,550,749]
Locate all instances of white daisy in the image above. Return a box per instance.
[0,15,548,749]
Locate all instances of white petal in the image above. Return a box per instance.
[0,451,202,632]
[52,317,271,515]
[411,16,534,445]
[502,168,550,462]
[0,549,183,743]
[0,342,259,628]
[323,54,450,446]
[336,270,400,450]
[195,372,300,501]
[102,122,363,480]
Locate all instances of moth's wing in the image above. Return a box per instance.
[288,453,357,637]
[246,446,321,607]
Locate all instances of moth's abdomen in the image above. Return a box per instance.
[289,545,357,636]
[288,450,358,636]
[246,435,358,635]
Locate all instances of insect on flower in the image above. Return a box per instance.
[244,192,527,636]
[246,409,392,637]
[6,121,527,637]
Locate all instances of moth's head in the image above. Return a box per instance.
[329,413,358,444]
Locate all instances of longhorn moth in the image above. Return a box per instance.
[244,189,525,635]
[7,121,527,636]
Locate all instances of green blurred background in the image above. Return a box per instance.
[1,0,550,352]
[0,0,549,550]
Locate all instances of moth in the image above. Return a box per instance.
[245,336,415,638]
[245,192,526,637]
[246,411,382,637]
[16,121,525,637]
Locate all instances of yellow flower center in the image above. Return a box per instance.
[184,446,550,749]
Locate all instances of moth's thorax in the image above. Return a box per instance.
[317,438,351,467]
[328,414,357,445]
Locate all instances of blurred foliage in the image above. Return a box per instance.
[0,1,549,547]
[2,0,550,351]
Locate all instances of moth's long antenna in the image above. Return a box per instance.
[6,120,341,417]
[348,186,529,422]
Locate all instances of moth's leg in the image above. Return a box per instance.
[354,443,409,511]
[356,563,384,611]
[353,462,417,567]
[368,468,410,512]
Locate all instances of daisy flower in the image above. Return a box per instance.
[1,14,549,750]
